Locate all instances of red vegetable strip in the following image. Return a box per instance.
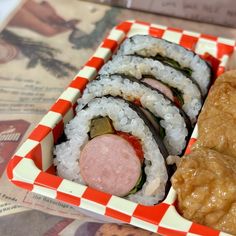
[116,131,144,163]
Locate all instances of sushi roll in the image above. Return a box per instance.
[116,35,211,96]
[99,55,202,125]
[54,96,169,205]
[77,74,191,155]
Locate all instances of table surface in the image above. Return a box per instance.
[0,1,236,235]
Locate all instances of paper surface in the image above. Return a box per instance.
[0,0,236,235]
[0,0,121,220]
[84,0,236,27]
[0,119,30,217]
[0,201,29,217]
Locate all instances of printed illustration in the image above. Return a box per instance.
[0,0,120,78]
[0,120,30,176]
[69,7,120,49]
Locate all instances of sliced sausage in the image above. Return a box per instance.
[79,134,141,196]
[142,78,174,101]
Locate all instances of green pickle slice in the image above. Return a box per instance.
[90,116,114,139]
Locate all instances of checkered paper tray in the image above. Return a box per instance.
[7,20,236,235]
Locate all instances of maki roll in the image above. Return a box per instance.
[77,74,191,155]
[54,96,169,205]
[116,35,211,96]
[99,55,202,125]
[53,33,214,208]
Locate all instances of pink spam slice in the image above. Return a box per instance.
[79,134,142,196]
[142,78,174,101]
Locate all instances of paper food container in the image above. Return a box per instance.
[7,20,236,235]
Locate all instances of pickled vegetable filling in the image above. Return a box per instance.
[171,87,184,107]
[154,54,193,77]
[128,166,146,195]
[90,116,114,138]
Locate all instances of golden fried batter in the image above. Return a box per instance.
[172,148,236,235]
[192,71,236,158]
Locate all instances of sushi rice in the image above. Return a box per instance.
[100,55,202,125]
[117,35,211,96]
[77,75,189,155]
[54,96,168,205]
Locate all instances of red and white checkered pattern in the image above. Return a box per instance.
[7,20,235,235]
